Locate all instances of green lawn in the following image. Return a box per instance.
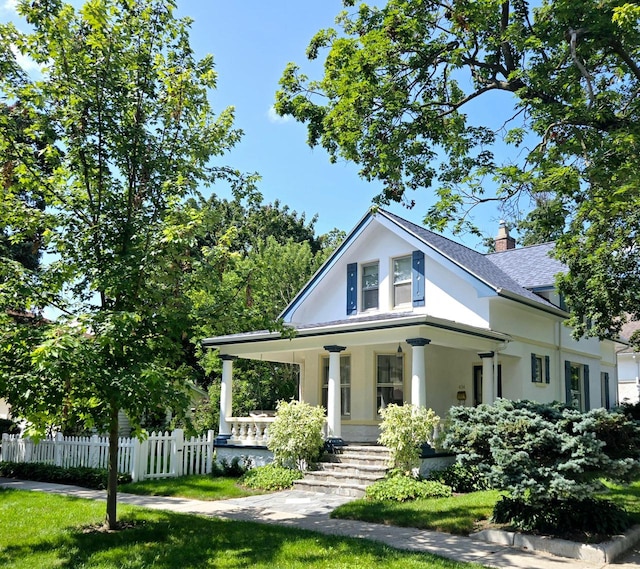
[331,490,502,535]
[0,488,481,569]
[599,479,640,524]
[331,479,640,536]
[120,474,261,501]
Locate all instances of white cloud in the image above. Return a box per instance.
[11,44,41,73]
[267,105,291,124]
[1,0,18,14]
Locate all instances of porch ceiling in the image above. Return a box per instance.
[202,314,511,363]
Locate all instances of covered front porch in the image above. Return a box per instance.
[203,313,512,448]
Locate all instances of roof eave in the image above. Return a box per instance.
[496,288,568,318]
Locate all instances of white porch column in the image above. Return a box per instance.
[218,355,237,442]
[407,338,431,408]
[480,352,495,404]
[324,345,345,441]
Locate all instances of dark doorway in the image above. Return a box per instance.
[473,365,502,406]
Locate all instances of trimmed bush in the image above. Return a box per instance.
[239,463,303,491]
[427,462,490,493]
[378,403,440,473]
[267,400,325,470]
[0,461,131,489]
[211,456,248,477]
[365,474,452,502]
[493,496,631,535]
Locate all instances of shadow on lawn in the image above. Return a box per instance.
[0,505,458,569]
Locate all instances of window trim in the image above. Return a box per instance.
[531,353,550,384]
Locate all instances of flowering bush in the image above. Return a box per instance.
[378,403,440,473]
[267,400,325,470]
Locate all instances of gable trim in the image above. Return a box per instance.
[279,211,374,322]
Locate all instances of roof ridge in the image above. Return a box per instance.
[378,209,486,257]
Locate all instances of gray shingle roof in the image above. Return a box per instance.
[379,210,563,310]
[486,242,567,289]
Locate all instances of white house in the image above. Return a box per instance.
[202,209,619,448]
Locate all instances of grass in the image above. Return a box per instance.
[331,490,502,535]
[119,474,261,501]
[0,488,482,569]
[599,478,640,525]
[332,478,640,537]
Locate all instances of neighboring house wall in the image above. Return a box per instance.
[0,398,11,420]
[618,351,640,404]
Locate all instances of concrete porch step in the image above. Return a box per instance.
[294,443,391,498]
[316,462,387,478]
[302,469,385,487]
[293,478,368,498]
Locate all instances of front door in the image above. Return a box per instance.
[473,365,502,406]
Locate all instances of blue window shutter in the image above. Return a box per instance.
[530,353,538,382]
[564,360,572,405]
[346,263,357,315]
[545,355,550,384]
[583,364,590,411]
[603,372,610,409]
[412,250,425,307]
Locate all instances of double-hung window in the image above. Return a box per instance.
[362,262,379,310]
[376,354,404,414]
[393,256,412,307]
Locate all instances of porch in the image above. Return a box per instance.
[205,313,512,448]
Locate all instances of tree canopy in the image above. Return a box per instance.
[276,0,640,340]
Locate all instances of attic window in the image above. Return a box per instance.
[393,256,411,307]
[362,262,379,310]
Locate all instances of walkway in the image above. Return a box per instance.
[1,478,638,569]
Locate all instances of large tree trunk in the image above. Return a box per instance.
[105,403,119,530]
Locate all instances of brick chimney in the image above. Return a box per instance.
[494,220,515,252]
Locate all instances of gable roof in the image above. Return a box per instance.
[486,242,567,289]
[378,210,564,313]
[280,208,567,323]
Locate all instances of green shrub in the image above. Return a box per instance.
[620,400,640,421]
[442,400,640,531]
[239,463,303,491]
[378,404,440,473]
[211,456,248,477]
[493,496,631,535]
[0,461,131,489]
[427,462,490,493]
[365,474,452,502]
[267,400,325,470]
[0,418,20,435]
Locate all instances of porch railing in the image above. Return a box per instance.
[228,416,275,446]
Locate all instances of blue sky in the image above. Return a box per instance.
[1,0,514,247]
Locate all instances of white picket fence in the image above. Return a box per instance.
[0,429,215,482]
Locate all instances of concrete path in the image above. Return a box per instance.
[1,478,639,569]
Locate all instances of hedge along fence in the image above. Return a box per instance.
[1,429,215,482]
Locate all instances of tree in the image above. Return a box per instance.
[276,0,640,340]
[0,0,243,529]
